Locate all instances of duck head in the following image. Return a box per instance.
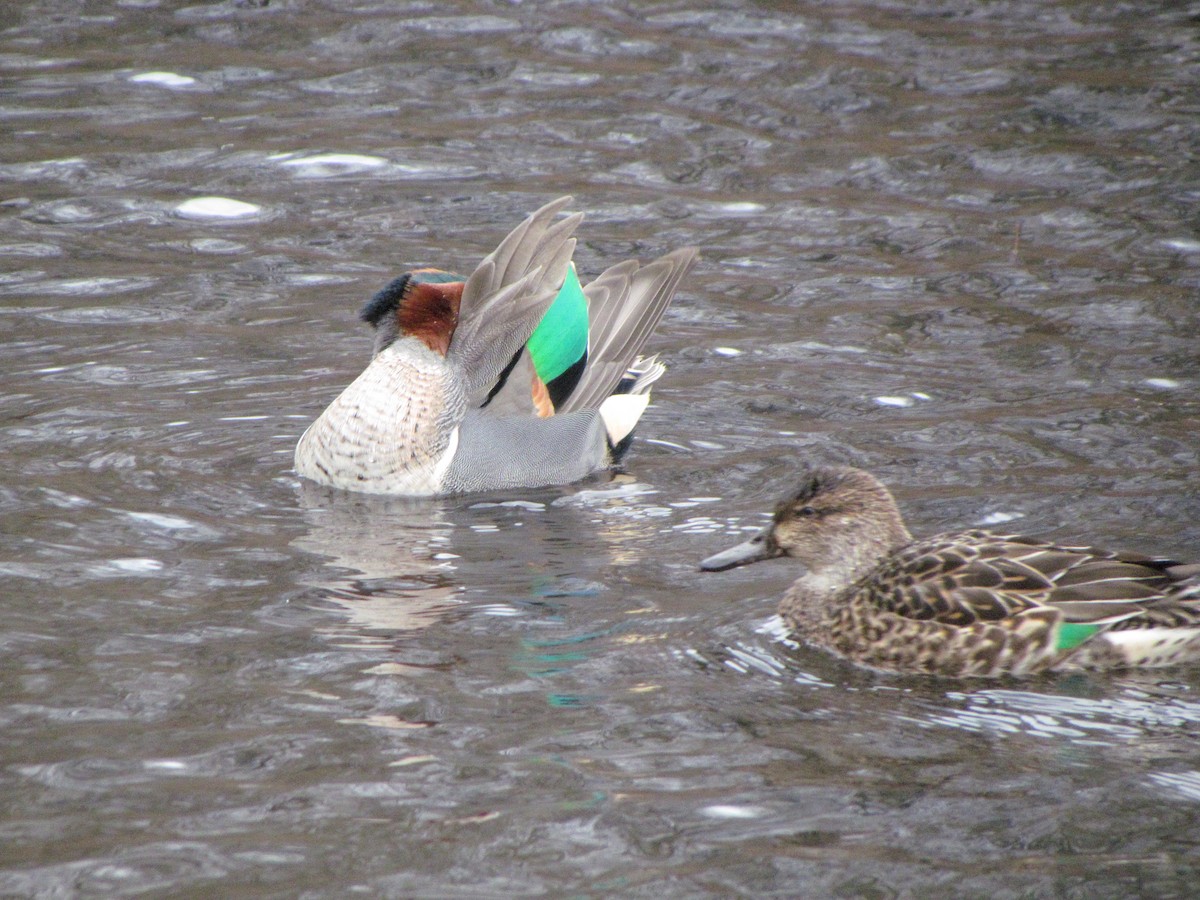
[700,467,913,582]
[359,268,465,358]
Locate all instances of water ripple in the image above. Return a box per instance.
[2,1,1199,896]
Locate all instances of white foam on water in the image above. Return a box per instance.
[129,71,196,87]
[175,197,261,219]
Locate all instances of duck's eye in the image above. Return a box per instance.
[794,505,817,518]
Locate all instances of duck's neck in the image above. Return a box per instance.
[788,516,912,630]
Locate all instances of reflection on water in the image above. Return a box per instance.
[293,484,461,645]
[3,0,1200,895]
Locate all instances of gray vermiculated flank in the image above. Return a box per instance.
[442,408,609,493]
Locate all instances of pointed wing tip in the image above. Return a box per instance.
[659,246,700,269]
[535,195,576,219]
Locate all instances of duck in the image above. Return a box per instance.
[701,466,1200,676]
[295,197,697,496]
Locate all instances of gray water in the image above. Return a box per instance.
[3,1,1200,896]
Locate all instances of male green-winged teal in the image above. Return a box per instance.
[701,466,1200,676]
[295,197,696,495]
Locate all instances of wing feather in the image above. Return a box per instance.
[861,530,1200,629]
[556,247,697,413]
[448,198,581,404]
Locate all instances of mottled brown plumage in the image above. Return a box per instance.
[701,467,1200,677]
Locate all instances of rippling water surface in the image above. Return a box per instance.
[3,1,1200,895]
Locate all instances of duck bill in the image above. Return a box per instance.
[700,529,782,572]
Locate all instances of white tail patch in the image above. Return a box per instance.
[1103,627,1200,668]
[599,393,651,446]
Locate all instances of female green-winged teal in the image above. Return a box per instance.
[295,197,696,496]
[701,466,1200,676]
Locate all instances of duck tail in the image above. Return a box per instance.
[616,354,666,395]
[598,393,651,452]
[1095,625,1200,668]
[598,355,666,459]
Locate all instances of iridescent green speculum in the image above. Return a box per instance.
[1055,621,1102,652]
[525,263,588,384]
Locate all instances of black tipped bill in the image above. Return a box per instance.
[700,529,782,572]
